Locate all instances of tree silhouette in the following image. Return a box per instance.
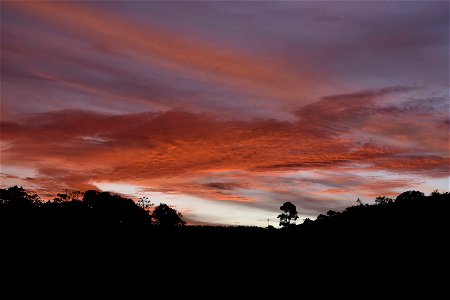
[82,190,151,226]
[395,190,425,203]
[375,196,393,205]
[152,203,186,228]
[53,190,84,203]
[0,185,41,208]
[277,201,299,227]
[137,196,154,210]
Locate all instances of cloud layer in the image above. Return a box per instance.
[1,1,448,226]
[2,87,448,224]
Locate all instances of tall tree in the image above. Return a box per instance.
[277,202,299,227]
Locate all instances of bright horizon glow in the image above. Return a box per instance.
[93,181,281,227]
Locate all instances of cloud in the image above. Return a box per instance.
[295,85,417,133]
[204,182,237,190]
[293,87,449,158]
[1,97,447,211]
[3,1,329,121]
[2,1,447,123]
[319,86,416,102]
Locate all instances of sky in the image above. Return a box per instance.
[1,1,449,227]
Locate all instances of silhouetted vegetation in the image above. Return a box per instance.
[2,184,449,280]
[1,186,448,250]
[152,203,186,228]
[300,189,450,238]
[1,186,159,229]
[277,201,299,227]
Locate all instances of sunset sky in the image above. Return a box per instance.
[1,1,449,226]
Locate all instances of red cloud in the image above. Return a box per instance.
[1,103,447,202]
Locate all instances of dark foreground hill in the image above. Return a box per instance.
[1,186,449,287]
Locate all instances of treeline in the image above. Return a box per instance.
[0,186,184,229]
[297,190,450,240]
[1,185,449,236]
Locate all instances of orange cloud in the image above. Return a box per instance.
[1,106,447,202]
